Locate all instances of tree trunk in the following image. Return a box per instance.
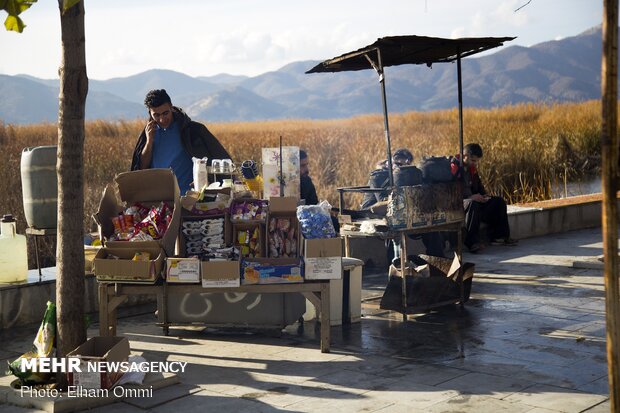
[55,0,87,373]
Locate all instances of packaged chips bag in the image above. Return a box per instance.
[6,301,56,385]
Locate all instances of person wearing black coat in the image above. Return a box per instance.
[451,143,516,253]
[130,89,231,194]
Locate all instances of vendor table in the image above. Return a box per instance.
[341,220,464,321]
[98,280,332,353]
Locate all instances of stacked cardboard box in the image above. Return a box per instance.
[93,169,180,283]
[242,197,303,284]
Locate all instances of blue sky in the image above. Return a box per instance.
[0,0,602,80]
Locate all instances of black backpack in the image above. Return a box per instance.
[394,165,423,187]
[419,156,454,183]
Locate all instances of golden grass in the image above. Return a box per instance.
[0,100,602,242]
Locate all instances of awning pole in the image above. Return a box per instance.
[601,0,620,409]
[457,49,464,166]
[373,49,394,186]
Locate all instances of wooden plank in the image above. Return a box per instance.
[400,231,408,323]
[108,295,127,312]
[320,282,330,353]
[98,283,109,336]
[301,291,320,310]
[601,1,620,409]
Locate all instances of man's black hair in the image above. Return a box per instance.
[392,148,413,164]
[464,143,483,158]
[144,89,172,108]
[300,150,308,160]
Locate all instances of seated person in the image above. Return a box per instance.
[361,148,445,258]
[451,143,517,253]
[360,158,390,210]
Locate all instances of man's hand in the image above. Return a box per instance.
[145,119,157,145]
[140,120,157,169]
[471,193,489,203]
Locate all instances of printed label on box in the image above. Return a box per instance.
[304,257,342,280]
[202,278,241,288]
[72,361,101,389]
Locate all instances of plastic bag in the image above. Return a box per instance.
[296,200,336,239]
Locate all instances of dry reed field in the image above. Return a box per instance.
[0,100,602,264]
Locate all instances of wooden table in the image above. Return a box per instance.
[98,280,332,352]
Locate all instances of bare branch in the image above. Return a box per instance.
[515,0,532,12]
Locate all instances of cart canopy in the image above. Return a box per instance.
[306,35,515,73]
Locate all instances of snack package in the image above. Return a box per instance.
[132,252,151,261]
[107,202,172,242]
[267,217,297,257]
[296,200,336,239]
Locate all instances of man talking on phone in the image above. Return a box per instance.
[130,89,231,194]
[451,143,516,253]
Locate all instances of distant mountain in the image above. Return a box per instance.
[1,75,146,123]
[0,75,58,123]
[184,86,287,122]
[0,26,607,124]
[197,73,248,86]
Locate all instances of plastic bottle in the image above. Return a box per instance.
[0,214,28,284]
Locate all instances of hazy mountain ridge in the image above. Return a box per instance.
[1,26,606,124]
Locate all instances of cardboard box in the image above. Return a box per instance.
[233,222,266,258]
[93,169,181,257]
[266,213,300,258]
[242,258,303,284]
[229,198,268,223]
[268,195,300,258]
[180,214,231,256]
[94,245,164,283]
[166,257,201,283]
[380,253,475,311]
[180,188,232,216]
[66,336,130,390]
[201,260,240,287]
[304,237,343,280]
[268,196,298,213]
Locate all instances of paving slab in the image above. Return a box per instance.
[409,394,534,413]
[503,384,608,413]
[0,227,614,412]
[123,383,201,410]
[436,371,532,400]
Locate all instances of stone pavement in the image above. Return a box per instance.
[0,227,612,412]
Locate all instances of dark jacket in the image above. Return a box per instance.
[450,156,486,199]
[130,107,231,171]
[360,167,391,209]
[300,175,319,205]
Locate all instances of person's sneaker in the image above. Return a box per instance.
[468,243,483,253]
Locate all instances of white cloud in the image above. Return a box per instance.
[493,0,530,27]
[0,0,603,79]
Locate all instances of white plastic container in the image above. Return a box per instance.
[0,214,28,284]
[192,157,209,192]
